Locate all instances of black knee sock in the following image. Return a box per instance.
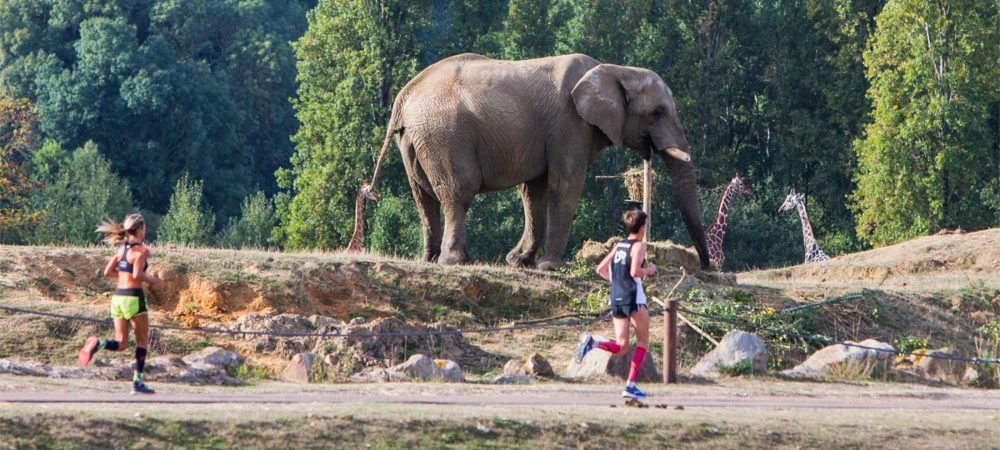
[101,339,119,351]
[134,347,147,380]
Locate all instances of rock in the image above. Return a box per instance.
[690,330,767,378]
[434,359,465,382]
[389,354,437,381]
[780,339,894,378]
[307,315,345,333]
[523,353,555,378]
[963,366,979,385]
[564,338,659,382]
[503,359,527,376]
[349,317,366,325]
[183,347,245,372]
[0,359,53,377]
[893,347,966,382]
[489,374,535,384]
[279,352,316,383]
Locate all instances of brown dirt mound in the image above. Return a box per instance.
[741,228,1000,291]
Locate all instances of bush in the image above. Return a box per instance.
[368,196,422,258]
[32,141,134,245]
[158,173,215,246]
[219,191,277,249]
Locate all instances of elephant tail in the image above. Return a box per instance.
[368,118,404,192]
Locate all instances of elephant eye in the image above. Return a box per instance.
[651,109,664,120]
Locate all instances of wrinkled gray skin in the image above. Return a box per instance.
[381,53,710,270]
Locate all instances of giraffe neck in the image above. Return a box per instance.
[795,202,820,256]
[711,184,736,235]
[348,191,366,251]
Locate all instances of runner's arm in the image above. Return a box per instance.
[596,248,615,281]
[103,252,119,277]
[630,242,655,278]
[132,250,162,286]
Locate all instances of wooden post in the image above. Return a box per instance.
[643,159,652,242]
[664,298,678,384]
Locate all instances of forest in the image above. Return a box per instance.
[1,0,998,270]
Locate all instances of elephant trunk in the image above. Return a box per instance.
[661,153,711,271]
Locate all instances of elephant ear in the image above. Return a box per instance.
[572,64,625,147]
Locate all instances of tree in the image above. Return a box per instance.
[0,91,41,243]
[0,0,312,219]
[852,0,999,246]
[275,0,433,250]
[158,173,216,246]
[32,141,135,245]
[219,191,278,249]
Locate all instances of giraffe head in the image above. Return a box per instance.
[730,174,754,196]
[778,188,804,213]
[360,182,380,202]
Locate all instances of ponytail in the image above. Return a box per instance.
[96,214,145,245]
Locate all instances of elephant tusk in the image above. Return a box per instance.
[665,147,691,162]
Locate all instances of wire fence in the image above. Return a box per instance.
[1,301,997,365]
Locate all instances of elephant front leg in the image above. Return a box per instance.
[439,197,473,265]
[536,177,585,271]
[506,178,548,268]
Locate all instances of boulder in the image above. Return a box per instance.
[279,352,316,383]
[434,359,465,382]
[503,353,555,378]
[690,330,767,378]
[780,339,894,378]
[390,354,437,381]
[183,347,245,371]
[893,347,966,382]
[383,354,465,382]
[963,366,979,385]
[564,339,659,382]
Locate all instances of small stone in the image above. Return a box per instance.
[349,317,366,325]
[278,352,316,383]
[674,405,685,410]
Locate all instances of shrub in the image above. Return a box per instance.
[158,173,216,246]
[32,141,134,245]
[219,191,277,249]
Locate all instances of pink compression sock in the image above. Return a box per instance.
[597,340,621,353]
[628,347,647,383]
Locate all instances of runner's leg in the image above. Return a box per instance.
[130,314,149,381]
[626,307,650,387]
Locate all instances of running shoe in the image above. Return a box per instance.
[573,333,595,364]
[131,381,155,395]
[79,336,99,366]
[622,385,646,399]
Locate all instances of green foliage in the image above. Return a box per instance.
[852,0,999,246]
[219,191,278,249]
[158,173,216,247]
[0,91,41,243]
[32,141,135,245]
[895,333,930,353]
[0,0,312,218]
[369,196,422,258]
[976,322,1000,343]
[275,0,432,250]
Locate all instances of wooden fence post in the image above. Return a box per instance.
[664,298,678,384]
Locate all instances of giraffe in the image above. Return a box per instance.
[778,189,831,264]
[705,175,753,270]
[346,182,379,253]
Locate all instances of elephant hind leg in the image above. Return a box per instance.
[506,177,548,268]
[411,183,442,263]
[438,196,473,265]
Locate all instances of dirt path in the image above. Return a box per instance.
[3,375,998,410]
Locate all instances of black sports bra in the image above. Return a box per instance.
[116,242,149,273]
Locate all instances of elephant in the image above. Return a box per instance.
[372,53,710,271]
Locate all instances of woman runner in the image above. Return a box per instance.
[79,214,164,395]
[574,209,656,398]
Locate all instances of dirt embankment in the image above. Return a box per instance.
[0,246,598,327]
[740,228,1000,291]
